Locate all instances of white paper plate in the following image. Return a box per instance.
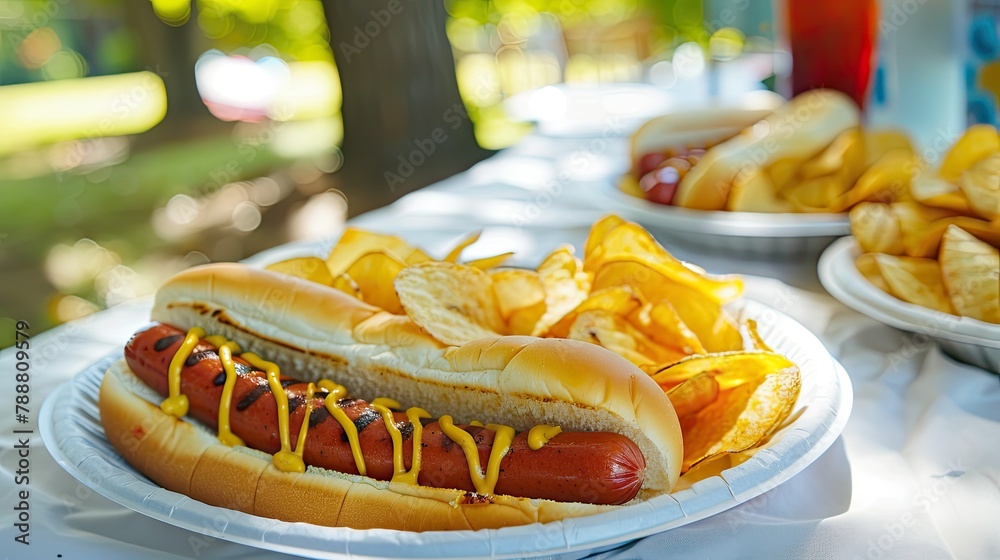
[40,299,852,559]
[595,182,850,259]
[819,236,1000,373]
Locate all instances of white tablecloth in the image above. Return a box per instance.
[2,131,998,560]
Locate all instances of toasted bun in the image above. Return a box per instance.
[674,89,861,210]
[629,94,784,174]
[99,263,683,530]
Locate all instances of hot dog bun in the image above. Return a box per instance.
[673,89,860,210]
[99,263,683,531]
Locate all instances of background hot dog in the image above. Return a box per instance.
[125,323,646,505]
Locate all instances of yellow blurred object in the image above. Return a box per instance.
[152,0,191,26]
[939,226,1000,323]
[959,154,1000,221]
[0,72,167,156]
[910,175,975,214]
[799,128,867,182]
[889,202,960,257]
[873,254,954,314]
[938,124,1000,183]
[850,203,905,255]
[826,150,917,212]
[855,253,890,292]
[864,130,915,167]
[726,169,794,213]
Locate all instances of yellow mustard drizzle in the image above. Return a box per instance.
[527,425,562,450]
[317,379,348,400]
[370,405,430,485]
[216,342,246,447]
[241,352,304,473]
[293,383,316,458]
[161,327,204,417]
[370,397,401,409]
[324,395,367,476]
[438,415,515,495]
[469,420,485,427]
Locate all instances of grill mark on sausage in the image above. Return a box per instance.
[153,335,183,352]
[211,361,254,387]
[185,350,217,367]
[308,406,330,427]
[236,384,270,411]
[400,421,414,442]
[339,408,379,442]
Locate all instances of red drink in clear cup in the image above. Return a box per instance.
[786,0,879,109]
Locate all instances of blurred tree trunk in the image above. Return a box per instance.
[322,0,492,216]
[123,2,230,146]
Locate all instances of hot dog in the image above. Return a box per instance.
[124,323,646,505]
[98,263,683,531]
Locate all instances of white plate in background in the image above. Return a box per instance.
[819,236,1000,373]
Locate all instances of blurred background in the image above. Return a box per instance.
[0,0,993,346]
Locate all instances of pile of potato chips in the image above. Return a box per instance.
[266,216,802,477]
[723,127,919,213]
[851,125,1000,324]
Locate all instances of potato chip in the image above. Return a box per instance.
[490,269,547,335]
[265,256,335,286]
[591,260,742,353]
[444,231,482,262]
[864,129,914,167]
[650,351,798,391]
[567,309,687,367]
[585,221,743,303]
[855,253,890,293]
[345,252,407,314]
[584,214,626,261]
[850,202,904,255]
[906,216,1000,258]
[327,228,431,276]
[666,373,720,418]
[394,262,504,346]
[939,225,1000,323]
[909,175,974,214]
[627,301,706,356]
[799,127,866,182]
[782,174,852,212]
[680,363,800,472]
[873,254,954,313]
[332,273,363,301]
[826,150,917,212]
[740,318,772,352]
[727,169,794,213]
[889,201,960,258]
[938,124,999,183]
[766,157,806,191]
[959,154,999,221]
[543,286,642,339]
[465,252,514,270]
[534,246,591,335]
